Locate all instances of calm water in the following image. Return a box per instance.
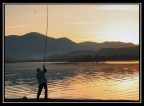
[5,61,139,100]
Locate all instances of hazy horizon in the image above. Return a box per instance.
[4,3,140,44]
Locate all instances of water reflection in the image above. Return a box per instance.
[5,62,139,100]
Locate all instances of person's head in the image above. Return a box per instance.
[36,68,41,72]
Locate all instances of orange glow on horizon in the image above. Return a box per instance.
[4,4,140,44]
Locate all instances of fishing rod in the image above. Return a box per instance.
[43,6,48,66]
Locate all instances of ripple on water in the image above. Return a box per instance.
[5,62,139,100]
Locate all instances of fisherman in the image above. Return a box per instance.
[36,65,47,99]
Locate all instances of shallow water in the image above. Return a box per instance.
[4,61,139,100]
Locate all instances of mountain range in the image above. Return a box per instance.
[5,32,138,61]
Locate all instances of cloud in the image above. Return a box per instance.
[92,5,139,11]
[85,31,112,34]
[65,21,98,25]
[6,25,30,29]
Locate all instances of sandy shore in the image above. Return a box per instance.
[4,98,139,103]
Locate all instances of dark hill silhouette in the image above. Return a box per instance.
[5,32,138,61]
[79,41,137,50]
[46,46,139,62]
[5,32,88,61]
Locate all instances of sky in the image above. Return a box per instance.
[4,3,140,44]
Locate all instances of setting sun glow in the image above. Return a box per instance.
[4,3,139,44]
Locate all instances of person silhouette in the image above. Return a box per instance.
[36,65,47,99]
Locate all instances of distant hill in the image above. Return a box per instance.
[5,32,88,61]
[79,41,137,50]
[5,32,138,61]
[46,46,139,62]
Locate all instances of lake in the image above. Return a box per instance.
[4,61,139,100]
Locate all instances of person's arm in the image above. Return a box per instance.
[43,65,47,73]
[36,74,38,79]
[36,73,40,83]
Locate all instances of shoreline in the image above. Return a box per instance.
[4,98,140,102]
[5,60,139,63]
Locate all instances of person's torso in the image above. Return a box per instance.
[37,71,47,84]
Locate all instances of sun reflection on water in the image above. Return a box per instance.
[5,62,139,100]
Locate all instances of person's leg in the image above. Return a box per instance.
[37,84,43,99]
[43,83,47,99]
